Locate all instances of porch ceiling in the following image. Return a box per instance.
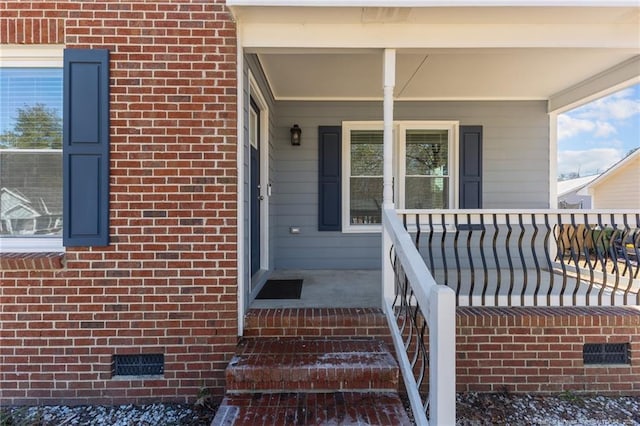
[258,49,639,101]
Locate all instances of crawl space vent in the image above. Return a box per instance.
[112,354,164,376]
[583,343,629,365]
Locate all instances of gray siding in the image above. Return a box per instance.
[273,100,549,270]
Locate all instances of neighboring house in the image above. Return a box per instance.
[586,149,640,209]
[0,150,63,235]
[0,0,638,408]
[557,174,598,209]
[0,187,61,235]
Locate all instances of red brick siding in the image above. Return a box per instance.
[456,307,640,395]
[0,0,237,406]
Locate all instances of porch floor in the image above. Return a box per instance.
[250,270,381,309]
[248,265,639,310]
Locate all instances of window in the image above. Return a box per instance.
[0,46,63,252]
[349,128,384,226]
[342,121,458,232]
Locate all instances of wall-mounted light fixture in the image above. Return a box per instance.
[290,124,302,146]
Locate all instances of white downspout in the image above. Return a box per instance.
[382,49,396,304]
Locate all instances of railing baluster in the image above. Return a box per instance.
[633,214,640,283]
[531,213,541,306]
[492,214,501,307]
[453,214,462,301]
[582,213,597,306]
[570,213,581,306]
[595,214,608,305]
[557,213,569,306]
[414,213,421,250]
[517,213,528,306]
[505,214,515,306]
[620,215,634,305]
[609,214,622,306]
[479,214,489,306]
[465,214,476,304]
[427,213,435,273]
[543,214,554,307]
[440,213,449,289]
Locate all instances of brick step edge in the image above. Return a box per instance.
[212,392,412,426]
[225,338,399,393]
[243,308,390,339]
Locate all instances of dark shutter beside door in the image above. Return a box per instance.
[63,49,110,246]
[318,126,341,231]
[459,125,483,209]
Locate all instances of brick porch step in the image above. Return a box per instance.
[211,308,410,426]
[225,338,399,393]
[213,391,412,425]
[243,308,390,341]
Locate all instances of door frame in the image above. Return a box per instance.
[248,71,270,287]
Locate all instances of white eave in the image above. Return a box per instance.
[227,1,640,7]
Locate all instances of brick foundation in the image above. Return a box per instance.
[0,0,238,406]
[456,306,640,395]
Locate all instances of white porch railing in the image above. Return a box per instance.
[381,208,639,424]
[382,206,456,426]
[398,209,640,307]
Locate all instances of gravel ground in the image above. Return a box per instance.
[1,393,639,425]
[455,393,640,425]
[0,403,215,426]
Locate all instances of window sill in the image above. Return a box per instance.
[0,252,65,271]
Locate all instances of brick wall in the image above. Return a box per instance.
[456,307,640,395]
[0,0,238,405]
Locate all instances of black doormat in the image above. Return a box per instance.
[256,279,303,299]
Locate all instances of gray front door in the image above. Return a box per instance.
[250,98,260,276]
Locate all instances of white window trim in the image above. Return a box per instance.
[1,46,64,253]
[342,120,459,233]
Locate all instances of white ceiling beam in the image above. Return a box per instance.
[548,55,640,113]
[238,22,638,50]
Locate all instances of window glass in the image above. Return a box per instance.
[350,130,383,225]
[405,129,449,209]
[0,68,63,237]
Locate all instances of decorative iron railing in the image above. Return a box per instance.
[382,207,456,425]
[398,210,640,307]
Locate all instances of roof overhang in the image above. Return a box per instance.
[228,2,640,108]
[585,149,640,191]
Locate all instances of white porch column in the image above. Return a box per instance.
[382,49,395,208]
[382,49,396,304]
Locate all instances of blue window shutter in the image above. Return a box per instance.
[63,49,110,247]
[459,125,483,209]
[318,126,341,231]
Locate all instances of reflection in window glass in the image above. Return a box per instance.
[0,68,63,237]
[350,130,383,224]
[405,129,449,209]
